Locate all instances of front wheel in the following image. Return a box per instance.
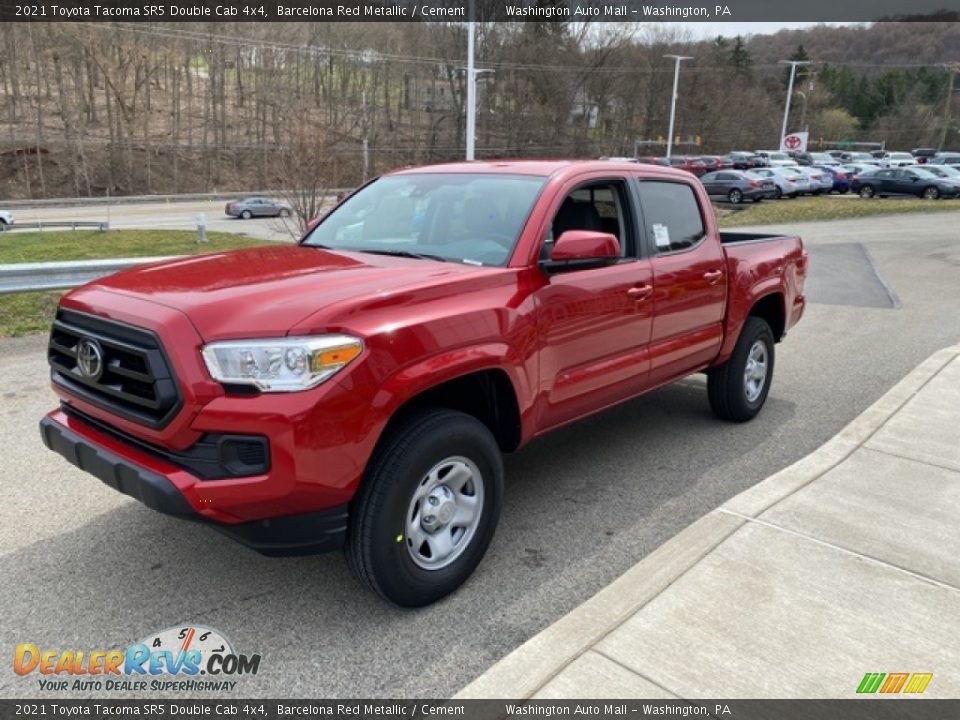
[859,185,875,199]
[707,317,775,423]
[346,409,503,607]
[922,187,940,200]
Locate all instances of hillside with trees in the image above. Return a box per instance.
[0,20,957,199]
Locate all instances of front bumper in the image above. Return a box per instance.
[40,414,349,556]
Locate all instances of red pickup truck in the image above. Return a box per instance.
[40,160,807,606]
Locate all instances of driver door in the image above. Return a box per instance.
[534,178,654,430]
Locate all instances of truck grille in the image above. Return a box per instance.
[48,309,181,429]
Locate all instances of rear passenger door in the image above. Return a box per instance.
[634,178,727,386]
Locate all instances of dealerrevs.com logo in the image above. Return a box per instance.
[14,625,261,693]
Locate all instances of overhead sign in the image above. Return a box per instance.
[781,132,809,153]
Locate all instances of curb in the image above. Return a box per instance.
[455,342,960,700]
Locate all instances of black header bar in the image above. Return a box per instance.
[1,0,959,22]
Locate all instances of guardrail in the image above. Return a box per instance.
[0,189,354,209]
[0,221,109,233]
[0,257,179,295]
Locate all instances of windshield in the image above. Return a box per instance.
[302,173,546,266]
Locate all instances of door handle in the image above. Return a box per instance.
[703,269,723,284]
[627,284,653,301]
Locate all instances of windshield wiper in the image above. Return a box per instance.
[357,249,449,263]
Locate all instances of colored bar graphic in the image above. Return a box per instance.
[857,672,932,694]
[857,673,886,694]
[904,673,934,694]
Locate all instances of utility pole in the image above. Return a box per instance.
[779,60,811,148]
[664,55,692,160]
[465,0,476,161]
[939,64,959,151]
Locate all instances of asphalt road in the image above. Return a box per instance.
[2,210,960,699]
[10,200,296,242]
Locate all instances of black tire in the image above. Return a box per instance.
[707,317,775,423]
[279,208,291,217]
[773,186,783,200]
[922,186,940,200]
[727,188,743,204]
[859,185,875,199]
[0,219,7,231]
[346,408,503,607]
[752,198,763,203]
[241,209,253,219]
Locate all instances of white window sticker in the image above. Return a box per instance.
[652,223,671,249]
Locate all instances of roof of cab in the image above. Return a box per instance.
[387,159,692,180]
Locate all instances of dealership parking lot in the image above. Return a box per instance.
[2,210,960,698]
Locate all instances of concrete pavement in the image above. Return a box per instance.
[457,342,960,699]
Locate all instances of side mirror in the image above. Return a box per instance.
[540,230,621,273]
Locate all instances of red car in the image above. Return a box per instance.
[41,160,807,606]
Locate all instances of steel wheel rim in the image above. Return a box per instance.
[743,340,768,403]
[404,456,484,571]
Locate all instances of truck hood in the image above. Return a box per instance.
[86,245,492,340]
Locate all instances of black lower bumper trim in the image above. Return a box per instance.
[40,416,193,516]
[39,416,348,556]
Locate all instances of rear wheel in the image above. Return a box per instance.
[773,187,783,199]
[279,208,291,217]
[922,186,940,200]
[346,409,503,607]
[241,209,253,219]
[707,317,775,423]
[859,185,875,199]
[727,188,743,204]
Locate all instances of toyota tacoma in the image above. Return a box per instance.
[40,160,807,606]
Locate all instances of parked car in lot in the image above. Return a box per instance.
[877,152,917,168]
[928,153,960,166]
[0,210,13,229]
[225,197,291,219]
[807,152,838,166]
[852,167,960,199]
[841,163,881,179]
[666,156,709,176]
[813,165,851,193]
[920,165,960,182]
[748,167,810,198]
[834,151,876,163]
[729,151,767,170]
[755,150,797,167]
[40,159,807,606]
[700,170,777,203]
[696,155,734,172]
[794,167,834,194]
[911,148,938,164]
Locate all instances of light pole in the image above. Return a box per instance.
[779,60,810,149]
[465,4,476,161]
[664,55,692,160]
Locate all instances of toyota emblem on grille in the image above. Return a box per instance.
[76,338,104,380]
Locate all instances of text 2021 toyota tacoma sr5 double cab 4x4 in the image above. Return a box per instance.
[40,160,807,606]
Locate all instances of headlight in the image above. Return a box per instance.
[201,335,363,392]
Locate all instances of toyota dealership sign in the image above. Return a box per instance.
[781,132,809,153]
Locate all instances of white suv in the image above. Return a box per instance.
[879,152,917,168]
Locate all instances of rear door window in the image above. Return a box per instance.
[635,181,706,254]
